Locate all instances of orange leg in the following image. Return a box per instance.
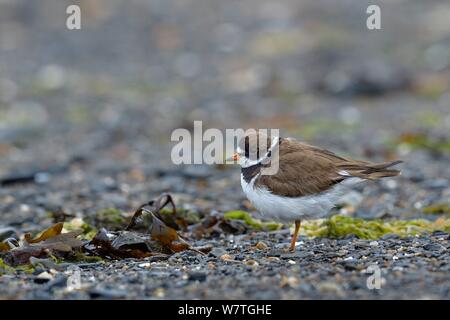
[289,220,301,252]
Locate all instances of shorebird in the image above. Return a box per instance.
[230,131,402,251]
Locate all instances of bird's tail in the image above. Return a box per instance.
[339,160,403,180]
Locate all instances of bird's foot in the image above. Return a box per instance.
[281,243,297,253]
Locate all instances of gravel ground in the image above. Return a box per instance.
[1,0,450,299]
[1,231,449,299]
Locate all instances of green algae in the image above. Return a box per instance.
[224,211,282,231]
[289,119,359,140]
[159,208,201,225]
[391,132,450,154]
[302,215,450,239]
[70,251,105,264]
[63,218,98,240]
[225,211,450,239]
[92,208,127,230]
[0,258,16,275]
[423,204,450,216]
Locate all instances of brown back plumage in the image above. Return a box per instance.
[255,138,402,197]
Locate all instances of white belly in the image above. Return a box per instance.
[240,174,360,222]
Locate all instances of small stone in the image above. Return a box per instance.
[316,282,344,297]
[154,287,165,298]
[138,263,151,269]
[89,288,128,299]
[422,179,448,189]
[148,254,170,262]
[344,256,354,261]
[340,261,358,271]
[280,251,311,259]
[279,276,299,288]
[34,272,54,284]
[188,272,207,282]
[423,243,445,251]
[29,257,65,271]
[244,260,259,267]
[267,257,280,262]
[220,254,234,261]
[385,179,397,189]
[0,227,18,241]
[234,254,245,261]
[255,241,268,250]
[210,247,227,258]
[431,230,448,237]
[33,267,45,275]
[381,234,399,240]
[370,241,379,247]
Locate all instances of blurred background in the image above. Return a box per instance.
[0,0,449,228]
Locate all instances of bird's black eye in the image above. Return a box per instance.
[267,150,271,158]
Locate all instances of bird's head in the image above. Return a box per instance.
[229,131,279,168]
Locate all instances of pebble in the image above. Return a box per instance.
[89,288,128,299]
[267,257,280,262]
[280,251,311,259]
[210,248,227,258]
[188,272,207,282]
[381,234,400,240]
[138,263,151,269]
[316,282,344,298]
[154,288,165,298]
[255,241,268,250]
[423,243,446,252]
[244,260,259,267]
[220,254,234,261]
[422,179,448,189]
[0,227,17,241]
[34,272,54,284]
[279,276,299,288]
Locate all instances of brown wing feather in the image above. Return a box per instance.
[256,139,402,197]
[256,141,344,197]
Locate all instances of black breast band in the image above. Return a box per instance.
[241,163,262,183]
